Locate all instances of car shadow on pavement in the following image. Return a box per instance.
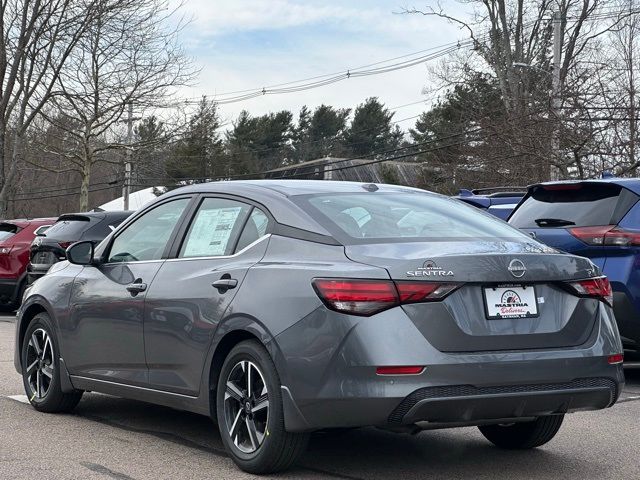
[623,365,640,390]
[72,393,616,480]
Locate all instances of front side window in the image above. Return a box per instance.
[180,198,251,258]
[108,198,190,263]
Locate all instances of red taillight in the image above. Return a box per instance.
[566,277,613,306]
[312,279,398,316]
[376,366,424,375]
[607,354,624,365]
[58,241,72,249]
[395,281,459,304]
[312,278,460,316]
[569,225,640,247]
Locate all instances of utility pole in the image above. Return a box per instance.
[551,10,562,180]
[123,102,133,210]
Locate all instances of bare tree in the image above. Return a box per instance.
[600,0,640,174]
[40,0,195,210]
[0,0,100,215]
[405,1,638,181]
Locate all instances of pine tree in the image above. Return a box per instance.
[344,98,400,157]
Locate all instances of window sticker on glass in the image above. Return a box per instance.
[183,206,243,257]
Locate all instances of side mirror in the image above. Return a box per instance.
[66,241,95,266]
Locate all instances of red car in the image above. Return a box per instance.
[0,218,56,310]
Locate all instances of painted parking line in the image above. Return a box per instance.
[7,395,29,404]
[618,395,640,404]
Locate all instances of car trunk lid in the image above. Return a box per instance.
[345,241,601,352]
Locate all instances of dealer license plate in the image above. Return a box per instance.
[483,285,538,319]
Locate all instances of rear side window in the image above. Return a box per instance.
[235,208,269,252]
[509,184,638,228]
[179,198,251,258]
[0,223,20,241]
[44,219,90,239]
[293,192,532,244]
[34,225,50,236]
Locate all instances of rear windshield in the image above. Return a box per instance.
[45,219,91,239]
[509,183,638,228]
[294,192,534,244]
[0,223,20,241]
[82,218,126,240]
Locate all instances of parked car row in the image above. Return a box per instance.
[0,210,132,310]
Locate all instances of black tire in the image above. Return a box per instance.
[21,313,83,413]
[478,415,564,449]
[216,340,308,474]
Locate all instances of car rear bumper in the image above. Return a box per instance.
[281,362,624,432]
[26,264,51,283]
[389,377,618,426]
[276,306,625,432]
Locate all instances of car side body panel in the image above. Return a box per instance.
[64,261,166,385]
[143,236,271,396]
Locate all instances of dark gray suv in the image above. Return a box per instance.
[14,180,624,474]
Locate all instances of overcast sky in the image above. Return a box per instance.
[172,0,471,129]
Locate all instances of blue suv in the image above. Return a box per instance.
[509,178,640,357]
[455,187,526,220]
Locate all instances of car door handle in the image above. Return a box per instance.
[126,281,147,296]
[212,278,238,292]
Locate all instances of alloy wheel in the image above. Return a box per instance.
[223,360,270,454]
[25,328,55,400]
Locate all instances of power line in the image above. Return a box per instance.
[10,184,119,202]
[170,7,634,108]
[13,178,120,198]
[179,41,474,105]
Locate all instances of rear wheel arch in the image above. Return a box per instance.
[208,330,261,417]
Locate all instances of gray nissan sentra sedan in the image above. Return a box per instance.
[14,180,624,474]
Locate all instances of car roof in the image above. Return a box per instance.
[1,217,56,227]
[166,179,428,198]
[530,178,640,195]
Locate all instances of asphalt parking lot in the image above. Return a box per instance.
[1,315,639,480]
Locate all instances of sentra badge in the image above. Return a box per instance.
[407,259,454,277]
